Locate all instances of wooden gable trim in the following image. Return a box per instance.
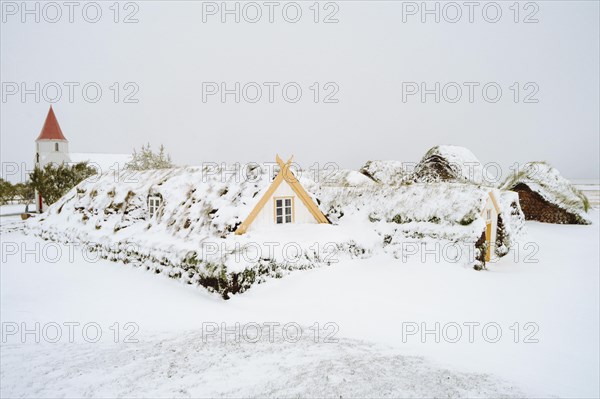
[235,155,329,235]
[275,156,329,224]
[480,191,501,219]
[488,191,501,214]
[235,166,286,235]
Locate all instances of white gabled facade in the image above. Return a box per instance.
[247,177,320,231]
[235,156,330,235]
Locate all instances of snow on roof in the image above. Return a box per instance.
[38,165,273,244]
[304,168,376,188]
[412,145,486,184]
[27,164,351,286]
[69,153,132,173]
[360,160,407,185]
[318,182,525,249]
[501,161,591,222]
[34,161,523,246]
[320,183,488,222]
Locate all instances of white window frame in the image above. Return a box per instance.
[274,197,294,224]
[148,195,162,218]
[486,209,492,221]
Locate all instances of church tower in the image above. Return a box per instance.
[34,106,70,212]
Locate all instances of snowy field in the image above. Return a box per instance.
[1,212,599,398]
[0,204,31,217]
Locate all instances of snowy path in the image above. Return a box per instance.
[1,212,599,397]
[0,329,524,398]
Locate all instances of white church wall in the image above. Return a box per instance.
[36,139,70,167]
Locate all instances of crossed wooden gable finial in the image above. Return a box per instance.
[275,154,297,183]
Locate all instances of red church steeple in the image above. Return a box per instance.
[36,106,67,141]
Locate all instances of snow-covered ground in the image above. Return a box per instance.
[0,204,32,216]
[1,212,599,397]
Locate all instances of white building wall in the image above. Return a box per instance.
[36,140,70,167]
[247,180,318,231]
[35,139,70,212]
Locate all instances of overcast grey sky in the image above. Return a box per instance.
[1,1,599,182]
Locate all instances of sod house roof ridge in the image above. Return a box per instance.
[501,161,591,220]
[411,145,487,184]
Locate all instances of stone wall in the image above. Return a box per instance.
[513,183,582,224]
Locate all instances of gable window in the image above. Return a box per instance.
[486,209,492,221]
[148,195,162,217]
[275,197,293,224]
[55,143,59,151]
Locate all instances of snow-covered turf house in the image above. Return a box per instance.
[314,183,521,267]
[309,146,524,269]
[27,157,340,298]
[26,146,525,297]
[25,107,527,297]
[410,145,488,184]
[501,162,591,224]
